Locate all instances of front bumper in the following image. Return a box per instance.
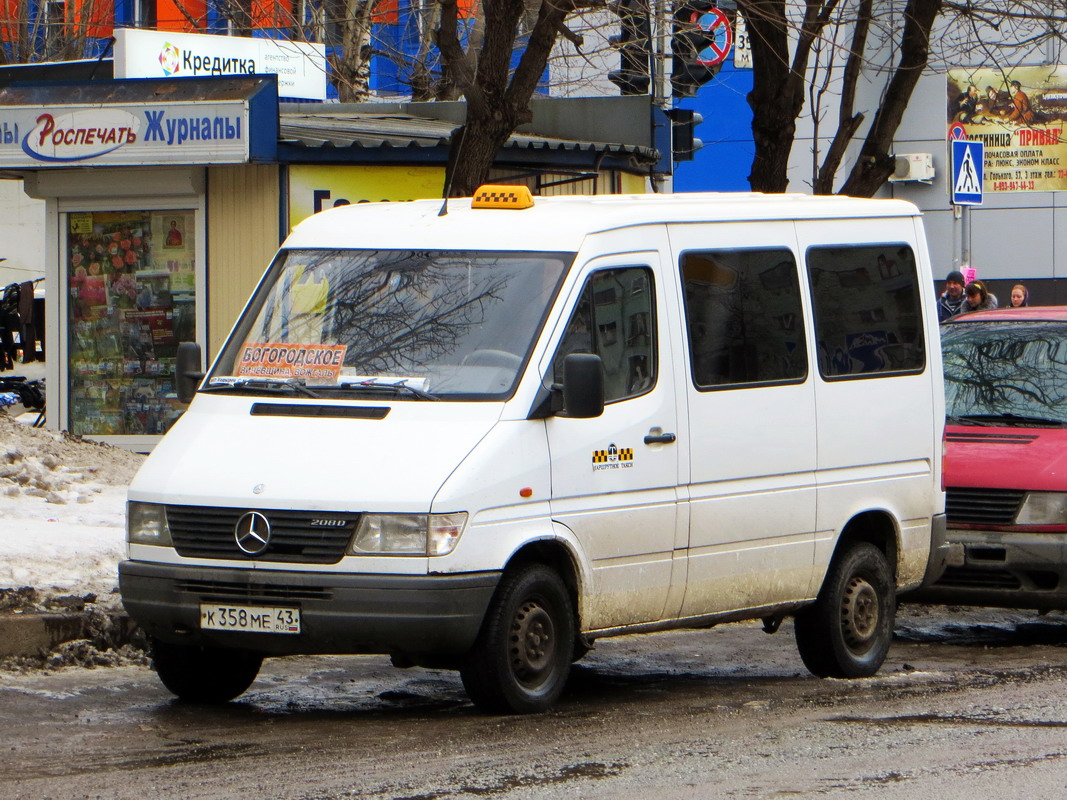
[907,528,1067,610]
[119,560,500,658]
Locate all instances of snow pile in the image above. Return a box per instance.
[0,413,143,500]
[0,413,143,605]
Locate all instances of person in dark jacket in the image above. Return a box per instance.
[937,270,967,321]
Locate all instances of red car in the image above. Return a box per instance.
[916,305,1067,610]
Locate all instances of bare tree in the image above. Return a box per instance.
[437,0,595,196]
[739,0,942,196]
[737,0,1067,197]
[325,0,376,101]
[0,0,106,65]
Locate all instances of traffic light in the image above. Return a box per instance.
[609,0,652,96]
[666,108,704,162]
[671,1,729,98]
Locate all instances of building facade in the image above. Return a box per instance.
[0,73,656,449]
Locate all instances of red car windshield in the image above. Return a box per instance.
[942,319,1067,426]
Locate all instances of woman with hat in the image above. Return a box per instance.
[960,280,997,315]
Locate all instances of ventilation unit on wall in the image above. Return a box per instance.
[888,152,935,183]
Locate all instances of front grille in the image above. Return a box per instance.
[945,486,1025,526]
[936,566,1022,590]
[166,505,358,564]
[175,578,333,603]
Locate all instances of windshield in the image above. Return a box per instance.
[942,320,1067,425]
[211,249,572,400]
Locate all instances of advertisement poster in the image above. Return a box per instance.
[948,67,1067,192]
[114,28,327,102]
[68,210,196,436]
[288,165,445,229]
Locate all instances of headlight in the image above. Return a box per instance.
[1015,492,1067,525]
[127,501,173,546]
[349,513,467,556]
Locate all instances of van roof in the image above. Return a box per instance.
[284,191,922,253]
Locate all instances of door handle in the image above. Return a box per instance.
[644,432,677,445]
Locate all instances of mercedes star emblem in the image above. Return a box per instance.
[234,511,272,556]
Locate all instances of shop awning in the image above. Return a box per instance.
[277,105,661,173]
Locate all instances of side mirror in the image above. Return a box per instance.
[562,353,605,419]
[175,341,204,404]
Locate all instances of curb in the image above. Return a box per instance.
[0,611,139,659]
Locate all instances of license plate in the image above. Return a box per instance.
[199,604,301,634]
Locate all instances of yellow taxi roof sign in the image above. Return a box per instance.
[471,185,535,210]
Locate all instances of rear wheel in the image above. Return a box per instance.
[151,638,262,703]
[794,542,894,678]
[460,564,575,714]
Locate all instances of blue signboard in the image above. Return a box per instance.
[951,140,984,205]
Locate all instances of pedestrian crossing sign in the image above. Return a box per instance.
[951,140,984,205]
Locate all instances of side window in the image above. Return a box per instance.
[806,244,925,379]
[553,267,656,403]
[681,248,807,388]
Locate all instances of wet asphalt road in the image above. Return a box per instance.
[3,605,1067,799]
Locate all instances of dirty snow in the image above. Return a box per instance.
[0,411,143,604]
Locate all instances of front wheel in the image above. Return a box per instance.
[794,541,894,679]
[460,564,575,714]
[151,638,263,703]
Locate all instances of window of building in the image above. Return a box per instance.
[806,243,925,379]
[681,248,807,388]
[552,267,656,404]
[67,209,197,436]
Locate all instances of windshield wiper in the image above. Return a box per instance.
[337,378,439,401]
[949,412,1067,428]
[947,414,997,427]
[200,377,322,398]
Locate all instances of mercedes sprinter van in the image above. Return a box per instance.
[120,187,946,713]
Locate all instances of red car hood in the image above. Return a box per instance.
[945,425,1067,491]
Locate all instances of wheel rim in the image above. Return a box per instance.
[840,575,879,653]
[509,599,556,688]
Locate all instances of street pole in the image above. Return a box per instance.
[961,204,971,272]
[651,0,673,193]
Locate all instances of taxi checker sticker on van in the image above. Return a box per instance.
[592,443,633,470]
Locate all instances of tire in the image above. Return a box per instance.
[460,564,575,714]
[151,638,263,703]
[794,541,894,679]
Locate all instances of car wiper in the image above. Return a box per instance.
[200,377,322,398]
[335,378,439,401]
[946,414,997,427]
[950,413,1067,428]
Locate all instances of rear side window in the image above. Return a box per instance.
[680,248,807,388]
[806,244,925,379]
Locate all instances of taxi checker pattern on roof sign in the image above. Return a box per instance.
[592,443,634,470]
[482,190,522,204]
[471,185,535,209]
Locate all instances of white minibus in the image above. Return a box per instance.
[120,187,946,713]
